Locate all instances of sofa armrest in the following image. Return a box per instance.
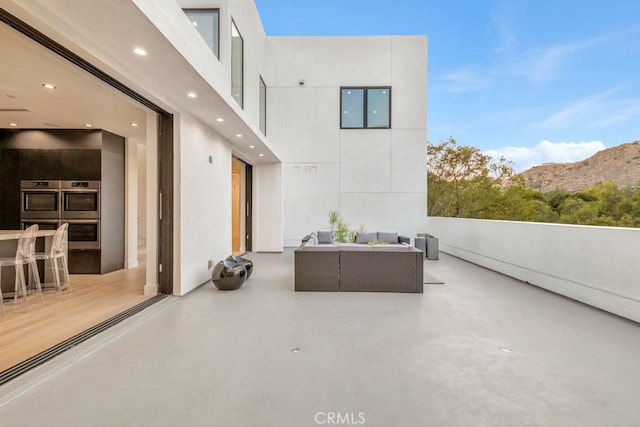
[398,235,410,245]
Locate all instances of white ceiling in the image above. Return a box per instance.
[0,21,149,140]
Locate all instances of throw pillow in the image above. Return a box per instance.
[355,231,376,244]
[377,231,398,244]
[317,231,333,244]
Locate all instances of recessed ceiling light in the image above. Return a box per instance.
[235,134,242,138]
[84,123,93,128]
[42,83,56,90]
[8,122,18,127]
[130,122,139,127]
[216,118,224,122]
[249,145,255,149]
[134,47,147,56]
[187,92,197,98]
[259,153,264,157]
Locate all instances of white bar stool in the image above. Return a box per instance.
[0,224,44,315]
[35,223,71,295]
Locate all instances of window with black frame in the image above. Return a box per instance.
[259,76,267,135]
[341,87,391,129]
[231,20,244,108]
[183,9,220,59]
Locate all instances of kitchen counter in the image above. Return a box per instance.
[0,229,56,240]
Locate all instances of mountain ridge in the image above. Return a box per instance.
[520,141,640,193]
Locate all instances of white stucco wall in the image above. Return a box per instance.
[125,138,139,269]
[266,36,428,246]
[254,163,283,252]
[426,217,640,323]
[137,143,147,241]
[175,113,232,295]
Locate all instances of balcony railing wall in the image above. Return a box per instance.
[425,217,640,323]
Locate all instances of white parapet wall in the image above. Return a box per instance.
[426,217,640,323]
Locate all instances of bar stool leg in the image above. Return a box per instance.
[29,259,44,303]
[59,256,71,293]
[14,264,28,311]
[51,258,61,294]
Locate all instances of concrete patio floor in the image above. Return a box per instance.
[1,249,639,426]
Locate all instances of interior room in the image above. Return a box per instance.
[0,19,157,371]
[232,157,251,255]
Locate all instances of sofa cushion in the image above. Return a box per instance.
[304,244,338,251]
[338,244,373,251]
[355,231,376,244]
[377,231,398,244]
[318,231,333,244]
[372,244,410,251]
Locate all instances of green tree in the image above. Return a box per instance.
[501,184,557,222]
[557,197,601,224]
[427,137,516,217]
[428,138,640,228]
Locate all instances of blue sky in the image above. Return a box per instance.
[255,0,640,171]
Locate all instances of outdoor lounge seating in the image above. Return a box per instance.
[295,231,423,293]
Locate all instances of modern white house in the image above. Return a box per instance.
[0,0,427,297]
[1,0,638,323]
[2,1,640,424]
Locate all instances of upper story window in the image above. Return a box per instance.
[259,76,267,135]
[183,9,219,59]
[341,87,391,129]
[231,20,244,108]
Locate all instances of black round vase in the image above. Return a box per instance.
[225,255,253,280]
[212,260,247,290]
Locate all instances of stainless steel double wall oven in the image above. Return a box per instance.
[21,180,100,249]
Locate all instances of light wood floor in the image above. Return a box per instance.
[0,263,150,372]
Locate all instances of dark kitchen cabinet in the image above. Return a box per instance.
[62,149,101,180]
[0,149,21,229]
[14,149,101,180]
[19,149,63,180]
[68,249,101,274]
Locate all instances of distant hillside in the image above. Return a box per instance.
[520,141,640,193]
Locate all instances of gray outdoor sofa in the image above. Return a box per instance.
[295,231,423,293]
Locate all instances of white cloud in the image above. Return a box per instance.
[484,140,607,172]
[536,87,625,129]
[441,67,492,93]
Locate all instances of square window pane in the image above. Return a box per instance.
[341,89,364,128]
[184,10,219,58]
[367,88,390,128]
